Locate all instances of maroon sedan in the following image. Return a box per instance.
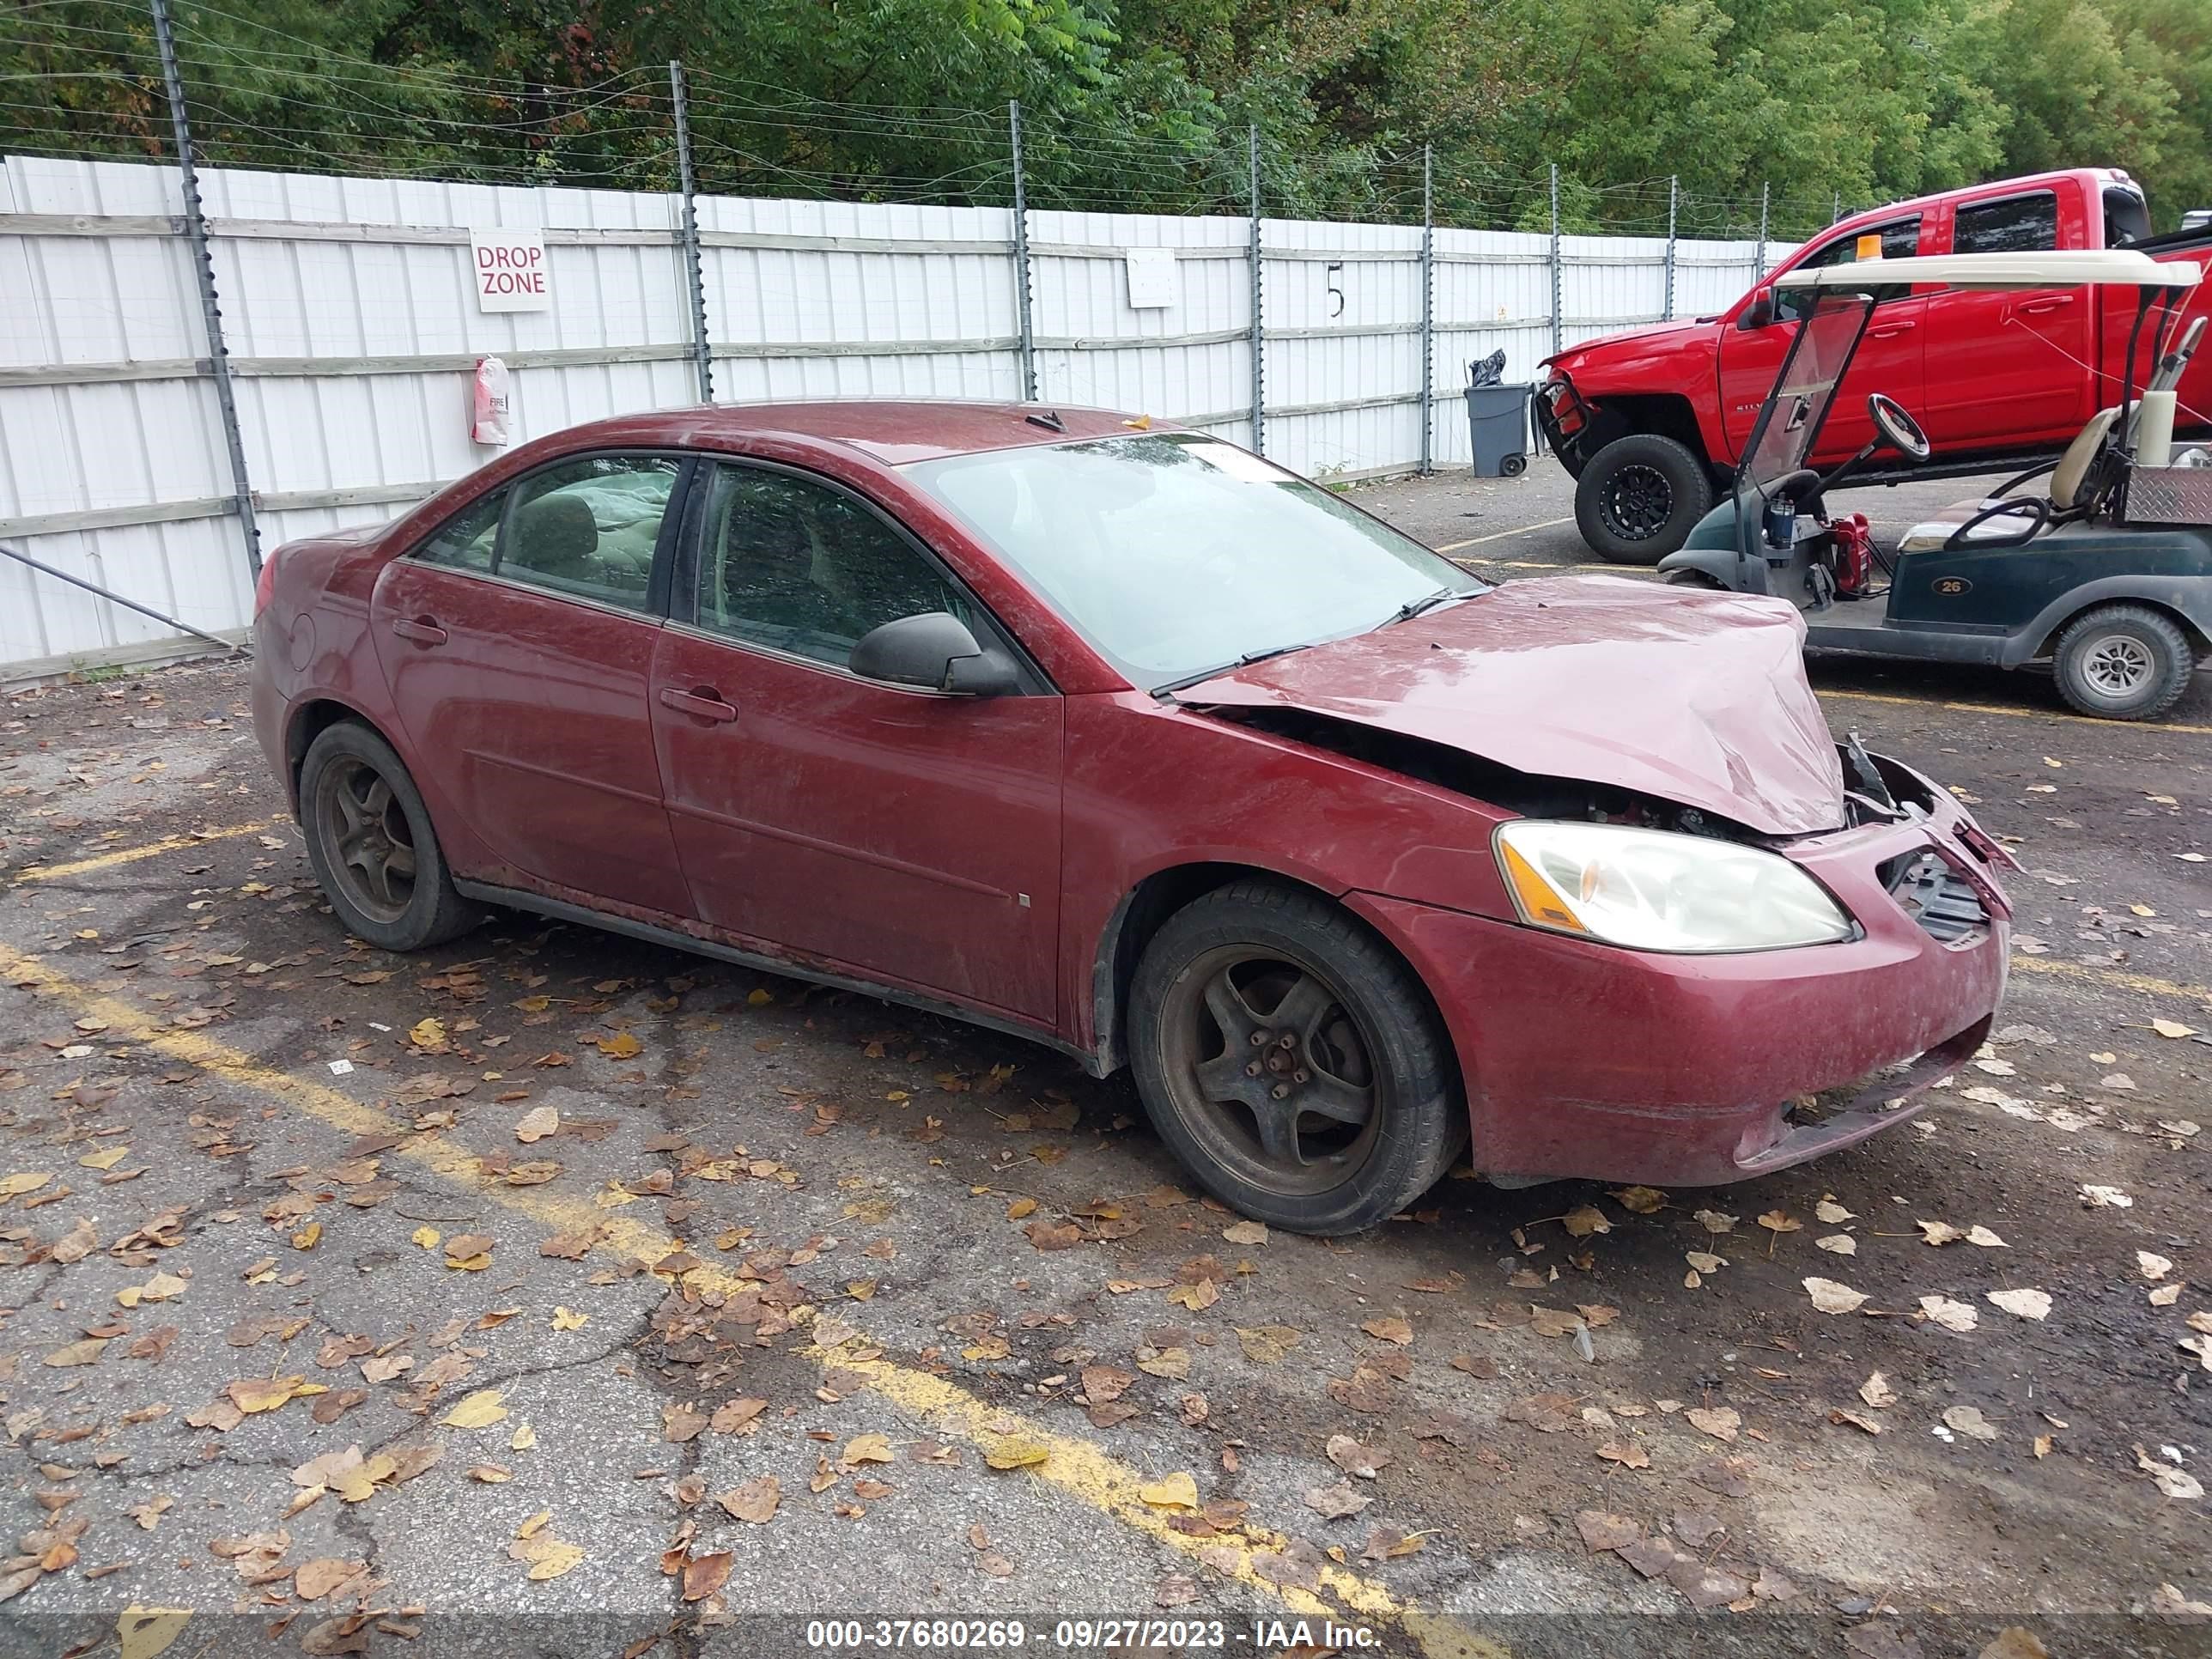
[252,401,2010,1233]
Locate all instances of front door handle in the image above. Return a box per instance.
[1869,320,1917,338]
[2019,295,2076,315]
[390,616,447,645]
[659,685,738,722]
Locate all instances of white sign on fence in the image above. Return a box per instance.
[1124,247,1177,309]
[471,230,551,312]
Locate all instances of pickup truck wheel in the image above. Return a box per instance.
[2051,605,2195,721]
[1129,881,1464,1236]
[1576,434,1713,563]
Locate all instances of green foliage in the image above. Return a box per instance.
[3,0,2208,228]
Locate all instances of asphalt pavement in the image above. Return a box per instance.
[0,466,2207,1659]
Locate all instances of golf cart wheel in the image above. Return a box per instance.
[1499,453,1528,478]
[300,720,480,951]
[2051,605,2195,721]
[1576,434,1714,564]
[1128,880,1464,1236]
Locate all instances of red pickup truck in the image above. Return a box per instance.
[1537,167,2212,562]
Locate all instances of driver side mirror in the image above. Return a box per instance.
[849,611,1019,696]
[1738,292,1777,331]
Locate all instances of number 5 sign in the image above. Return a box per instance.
[470,230,551,313]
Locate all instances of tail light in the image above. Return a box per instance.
[252,544,283,618]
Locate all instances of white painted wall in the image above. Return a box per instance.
[0,154,1790,675]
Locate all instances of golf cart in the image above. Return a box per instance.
[1657,250,2212,720]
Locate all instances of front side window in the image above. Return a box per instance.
[1954,192,2058,255]
[498,455,680,612]
[1776,217,1921,319]
[907,433,1486,690]
[690,464,970,668]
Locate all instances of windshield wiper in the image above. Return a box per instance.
[1387,586,1469,625]
[1152,641,1312,699]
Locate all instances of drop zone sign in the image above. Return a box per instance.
[471,230,551,313]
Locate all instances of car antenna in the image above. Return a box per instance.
[1025,409,1066,432]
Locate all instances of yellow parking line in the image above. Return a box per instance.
[2010,954,2212,1006]
[1434,515,1575,553]
[0,945,1504,1659]
[10,820,275,884]
[1819,688,2212,736]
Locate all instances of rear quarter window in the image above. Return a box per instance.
[1954,193,2058,255]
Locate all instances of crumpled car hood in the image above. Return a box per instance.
[1179,576,1846,836]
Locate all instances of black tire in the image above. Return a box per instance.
[1575,434,1714,564]
[299,720,479,951]
[1499,453,1528,478]
[1127,880,1464,1235]
[2051,604,2196,721]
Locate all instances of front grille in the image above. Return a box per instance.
[1882,848,1989,944]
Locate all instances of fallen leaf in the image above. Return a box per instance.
[295,1558,365,1601]
[1942,1405,1999,1442]
[1693,1209,1736,1235]
[1327,1435,1389,1480]
[1686,1407,1740,1442]
[1575,1510,1640,1553]
[841,1433,895,1468]
[720,1475,780,1523]
[1006,1197,1037,1220]
[45,1338,109,1368]
[1757,1210,1802,1235]
[2080,1184,2133,1207]
[1139,1472,1199,1510]
[441,1389,509,1429]
[1919,1296,1978,1332]
[514,1105,559,1143]
[1815,1198,1854,1224]
[1596,1439,1650,1468]
[597,1031,643,1060]
[1803,1277,1869,1315]
[117,1607,191,1659]
[2139,1251,2174,1281]
[1816,1234,1857,1255]
[1860,1371,1898,1408]
[408,1018,447,1052]
[2137,1445,2204,1501]
[1304,1482,1370,1520]
[984,1439,1048,1471]
[1609,1185,1666,1214]
[1562,1203,1612,1237]
[682,1551,732,1601]
[2150,1019,2197,1040]
[1986,1288,2051,1322]
[1360,1315,1413,1346]
[550,1307,587,1332]
[1221,1220,1267,1247]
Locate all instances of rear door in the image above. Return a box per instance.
[649,459,1065,1023]
[1717,216,1925,461]
[370,453,693,916]
[1921,187,2092,446]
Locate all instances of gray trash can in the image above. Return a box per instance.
[1465,382,1535,478]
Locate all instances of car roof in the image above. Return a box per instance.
[584,399,1158,465]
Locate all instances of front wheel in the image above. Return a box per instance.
[2051,605,2196,721]
[1127,881,1463,1235]
[1575,434,1714,564]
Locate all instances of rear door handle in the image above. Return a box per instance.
[2020,295,2076,315]
[659,686,738,722]
[390,616,447,645]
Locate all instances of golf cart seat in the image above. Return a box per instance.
[1898,407,2120,552]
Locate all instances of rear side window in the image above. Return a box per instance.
[1955,193,2058,255]
[416,489,504,570]
[499,456,680,613]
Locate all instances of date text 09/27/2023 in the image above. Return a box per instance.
[803,1618,1384,1650]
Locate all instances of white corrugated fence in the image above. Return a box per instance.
[0,153,1789,679]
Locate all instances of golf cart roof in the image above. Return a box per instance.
[1775,249,2202,292]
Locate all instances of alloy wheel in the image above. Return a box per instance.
[315,757,418,924]
[1158,946,1382,1198]
[1601,463,1673,541]
[2081,635,2154,696]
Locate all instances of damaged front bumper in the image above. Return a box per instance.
[1353,756,2012,1188]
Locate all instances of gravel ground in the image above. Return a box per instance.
[0,465,2207,1659]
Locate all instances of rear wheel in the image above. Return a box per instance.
[1128,881,1463,1235]
[300,720,479,951]
[2051,605,2195,721]
[1576,434,1713,564]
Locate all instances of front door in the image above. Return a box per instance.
[650,459,1064,1023]
[1719,215,1926,463]
[369,453,692,916]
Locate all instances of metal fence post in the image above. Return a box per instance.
[1662,174,1678,320]
[1753,182,1769,283]
[1547,162,1562,358]
[1419,143,1434,475]
[1009,100,1037,403]
[668,61,713,404]
[150,0,258,574]
[1248,125,1265,455]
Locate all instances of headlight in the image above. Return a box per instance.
[1493,821,1854,953]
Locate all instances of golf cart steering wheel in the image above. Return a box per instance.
[1868,393,1930,460]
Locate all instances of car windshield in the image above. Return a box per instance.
[905,432,1486,690]
[1742,290,1874,490]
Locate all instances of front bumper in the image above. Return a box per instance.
[1355,770,2010,1187]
